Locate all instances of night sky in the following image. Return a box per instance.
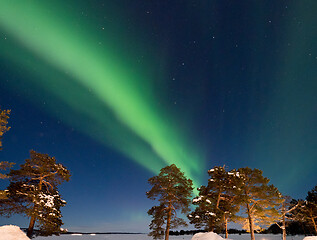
[0,0,317,232]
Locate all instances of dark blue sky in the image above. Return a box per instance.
[0,0,316,232]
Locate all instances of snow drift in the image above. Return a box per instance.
[0,225,30,240]
[303,237,317,240]
[192,232,225,240]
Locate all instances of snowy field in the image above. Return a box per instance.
[33,234,307,240]
[0,226,309,240]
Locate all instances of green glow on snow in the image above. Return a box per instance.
[0,1,203,189]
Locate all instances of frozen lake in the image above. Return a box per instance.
[34,233,306,240]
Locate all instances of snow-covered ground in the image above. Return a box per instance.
[0,226,312,240]
[303,237,317,240]
[34,234,309,240]
[192,232,225,240]
[0,225,30,240]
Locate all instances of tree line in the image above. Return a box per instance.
[146,164,317,240]
[0,108,70,238]
[1,108,316,239]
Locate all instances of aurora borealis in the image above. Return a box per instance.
[0,0,317,232]
[0,1,203,187]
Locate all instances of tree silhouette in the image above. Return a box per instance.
[235,167,282,240]
[146,164,193,240]
[7,150,70,237]
[188,166,241,238]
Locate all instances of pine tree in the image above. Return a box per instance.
[305,185,317,234]
[0,161,15,201]
[146,164,193,240]
[293,186,317,235]
[0,108,14,199]
[0,108,10,151]
[7,150,70,238]
[188,166,241,238]
[274,196,300,240]
[235,167,282,240]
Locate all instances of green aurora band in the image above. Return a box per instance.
[0,1,203,188]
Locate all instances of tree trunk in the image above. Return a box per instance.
[27,178,43,238]
[165,202,172,240]
[27,215,36,238]
[310,211,317,235]
[208,221,214,232]
[216,190,221,208]
[246,203,255,240]
[224,216,228,239]
[282,210,286,240]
